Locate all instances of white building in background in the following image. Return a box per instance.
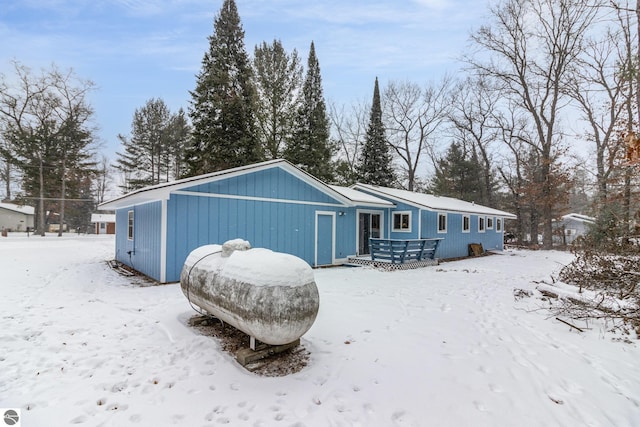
[553,213,596,245]
[90,213,116,234]
[0,203,35,232]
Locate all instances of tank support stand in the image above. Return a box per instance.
[236,339,300,368]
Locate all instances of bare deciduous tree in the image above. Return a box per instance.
[0,61,96,236]
[448,76,500,207]
[383,78,451,191]
[328,100,369,185]
[468,0,599,248]
[566,24,628,212]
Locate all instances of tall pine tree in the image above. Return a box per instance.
[253,39,302,160]
[429,142,484,202]
[356,77,395,186]
[115,98,188,191]
[285,41,334,182]
[186,0,260,176]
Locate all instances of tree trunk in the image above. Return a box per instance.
[542,160,553,249]
[38,156,45,236]
[58,156,66,237]
[529,208,539,246]
[2,162,10,201]
[623,168,632,231]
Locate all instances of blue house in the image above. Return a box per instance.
[99,160,516,283]
[98,159,394,283]
[351,183,517,259]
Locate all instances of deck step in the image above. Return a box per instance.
[341,263,363,268]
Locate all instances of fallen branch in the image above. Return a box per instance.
[556,317,584,332]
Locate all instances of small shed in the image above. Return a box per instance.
[91,213,116,235]
[0,202,34,232]
[553,213,595,245]
[351,184,517,259]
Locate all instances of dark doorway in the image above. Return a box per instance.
[358,212,381,255]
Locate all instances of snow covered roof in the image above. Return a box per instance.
[98,159,392,210]
[0,202,35,216]
[352,183,517,219]
[91,213,115,223]
[561,213,595,224]
[328,185,394,208]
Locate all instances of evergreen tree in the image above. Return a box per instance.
[115,98,188,191]
[186,0,260,176]
[285,41,334,181]
[430,142,484,202]
[253,39,302,160]
[168,108,190,179]
[356,77,395,186]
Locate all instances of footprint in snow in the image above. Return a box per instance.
[69,415,87,424]
[473,401,488,412]
[489,383,504,393]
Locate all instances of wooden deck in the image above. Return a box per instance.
[346,238,442,271]
[369,238,442,264]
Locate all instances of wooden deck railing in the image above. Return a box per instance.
[369,238,442,264]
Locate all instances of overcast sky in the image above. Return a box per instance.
[0,0,489,160]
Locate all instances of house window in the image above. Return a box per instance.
[127,210,134,240]
[478,216,485,232]
[462,215,470,233]
[100,222,106,230]
[496,218,502,232]
[438,212,447,233]
[487,217,493,229]
[393,212,411,232]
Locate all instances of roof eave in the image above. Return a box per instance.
[353,184,517,218]
[98,159,356,210]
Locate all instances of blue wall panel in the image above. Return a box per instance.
[387,201,420,240]
[350,187,506,260]
[114,209,131,264]
[115,202,161,281]
[183,167,340,205]
[164,193,357,282]
[420,211,505,258]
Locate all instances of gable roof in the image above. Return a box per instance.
[329,185,394,208]
[0,202,35,216]
[91,213,116,223]
[98,159,392,210]
[352,183,517,219]
[560,213,595,224]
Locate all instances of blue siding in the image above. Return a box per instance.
[115,202,162,280]
[420,211,504,258]
[182,167,341,205]
[388,201,421,240]
[352,187,506,260]
[164,194,359,282]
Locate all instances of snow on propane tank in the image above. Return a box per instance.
[180,239,320,346]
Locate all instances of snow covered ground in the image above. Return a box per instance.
[1,234,639,427]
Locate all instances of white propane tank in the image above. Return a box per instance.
[180,239,320,345]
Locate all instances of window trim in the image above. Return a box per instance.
[462,214,470,233]
[496,218,502,232]
[437,212,447,234]
[478,216,485,233]
[487,216,494,230]
[392,211,412,233]
[127,210,134,241]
